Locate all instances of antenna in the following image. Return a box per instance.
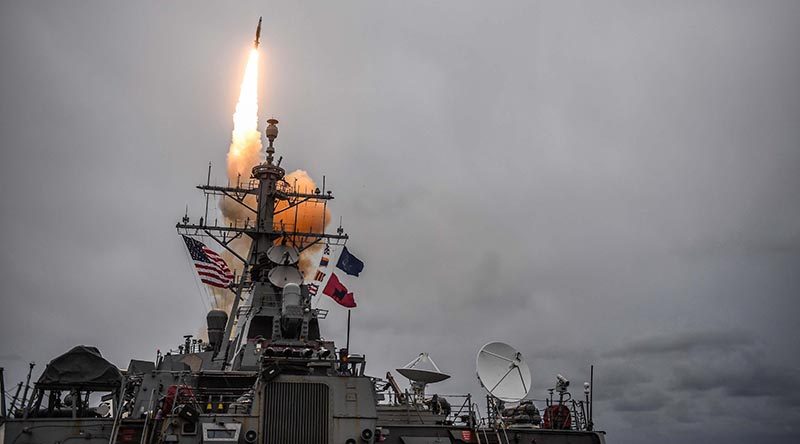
[396,353,450,400]
[266,244,300,265]
[476,342,531,402]
[0,367,6,417]
[397,353,450,384]
[203,162,211,226]
[267,265,303,288]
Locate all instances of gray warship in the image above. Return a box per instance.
[0,23,608,444]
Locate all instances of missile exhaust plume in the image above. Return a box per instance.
[226,49,263,190]
[214,48,262,313]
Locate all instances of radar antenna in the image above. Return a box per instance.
[476,342,531,402]
[396,353,450,400]
[266,244,300,265]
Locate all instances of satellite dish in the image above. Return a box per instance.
[476,342,531,402]
[268,265,303,288]
[267,244,300,265]
[396,353,450,384]
[397,368,450,384]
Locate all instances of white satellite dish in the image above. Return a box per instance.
[268,265,303,288]
[396,353,451,384]
[476,342,531,402]
[267,244,300,265]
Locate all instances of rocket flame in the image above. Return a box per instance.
[220,49,262,224]
[215,49,263,310]
[227,49,264,186]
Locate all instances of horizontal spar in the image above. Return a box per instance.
[176,223,349,240]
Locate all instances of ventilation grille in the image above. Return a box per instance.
[263,382,329,444]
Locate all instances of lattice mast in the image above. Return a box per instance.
[176,118,348,368]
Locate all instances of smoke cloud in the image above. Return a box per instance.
[274,169,332,274]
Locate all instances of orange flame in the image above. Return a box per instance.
[227,49,263,185]
[275,170,332,273]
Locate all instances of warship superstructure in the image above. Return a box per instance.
[0,27,608,444]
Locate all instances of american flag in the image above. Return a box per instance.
[182,235,234,288]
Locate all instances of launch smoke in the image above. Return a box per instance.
[274,170,332,273]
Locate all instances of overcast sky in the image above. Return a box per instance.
[1,1,799,443]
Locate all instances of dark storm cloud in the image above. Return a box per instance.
[594,361,652,390]
[606,330,753,357]
[1,1,799,443]
[670,350,800,402]
[612,388,671,413]
[595,329,800,434]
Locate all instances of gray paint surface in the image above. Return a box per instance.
[1,2,799,443]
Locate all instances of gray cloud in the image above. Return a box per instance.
[606,330,753,357]
[670,351,800,401]
[596,330,800,434]
[612,388,671,413]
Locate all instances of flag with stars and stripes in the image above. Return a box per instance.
[182,235,234,288]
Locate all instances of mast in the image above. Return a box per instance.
[176,118,348,368]
[1,367,6,417]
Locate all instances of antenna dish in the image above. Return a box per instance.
[476,342,531,402]
[396,353,450,384]
[267,245,300,265]
[268,265,303,288]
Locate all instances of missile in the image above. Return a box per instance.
[254,16,262,49]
